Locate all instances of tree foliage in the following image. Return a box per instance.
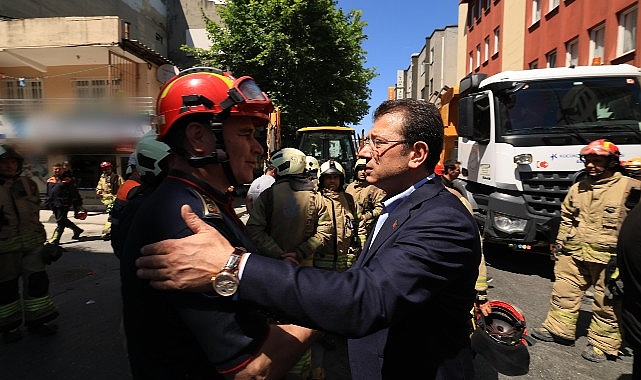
[184,0,377,145]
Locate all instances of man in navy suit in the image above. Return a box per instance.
[136,99,482,379]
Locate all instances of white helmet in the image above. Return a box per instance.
[305,156,320,179]
[271,147,307,176]
[320,160,345,177]
[136,131,171,177]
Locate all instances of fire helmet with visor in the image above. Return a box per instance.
[135,130,171,178]
[271,148,307,177]
[151,67,274,185]
[100,161,112,169]
[579,139,621,159]
[319,160,346,189]
[305,156,320,179]
[470,300,533,376]
[152,67,274,141]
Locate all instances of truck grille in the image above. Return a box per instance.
[519,171,575,218]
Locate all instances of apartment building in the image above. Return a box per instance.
[395,25,459,104]
[397,0,640,102]
[460,0,640,76]
[0,0,221,201]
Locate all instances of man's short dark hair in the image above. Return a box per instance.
[443,159,461,174]
[373,99,444,171]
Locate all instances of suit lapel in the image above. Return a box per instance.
[355,179,444,266]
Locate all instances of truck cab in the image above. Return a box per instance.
[456,64,641,252]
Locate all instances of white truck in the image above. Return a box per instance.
[455,64,641,253]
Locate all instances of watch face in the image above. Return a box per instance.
[213,272,239,296]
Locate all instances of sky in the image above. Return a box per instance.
[335,1,460,135]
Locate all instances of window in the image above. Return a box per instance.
[471,4,477,24]
[469,52,474,73]
[548,0,560,12]
[566,38,578,66]
[483,0,491,13]
[73,79,121,98]
[546,50,557,68]
[590,24,605,65]
[2,78,43,99]
[532,0,541,24]
[618,6,637,56]
[476,44,481,68]
[493,27,500,55]
[484,37,490,63]
[430,47,435,65]
[529,60,539,69]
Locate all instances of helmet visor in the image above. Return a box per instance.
[221,76,273,113]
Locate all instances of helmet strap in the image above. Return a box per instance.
[186,113,240,187]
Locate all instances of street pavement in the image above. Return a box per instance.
[0,202,634,379]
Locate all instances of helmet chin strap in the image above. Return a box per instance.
[186,119,240,188]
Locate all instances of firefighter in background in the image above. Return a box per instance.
[305,155,321,189]
[246,147,333,380]
[623,157,641,179]
[0,145,59,343]
[345,158,386,250]
[110,132,171,258]
[95,161,123,240]
[46,162,85,244]
[531,139,641,363]
[311,159,360,380]
[316,160,360,271]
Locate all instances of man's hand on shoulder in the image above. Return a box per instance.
[137,204,234,292]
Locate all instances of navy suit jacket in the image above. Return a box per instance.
[241,177,481,379]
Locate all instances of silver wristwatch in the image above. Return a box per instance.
[211,247,245,296]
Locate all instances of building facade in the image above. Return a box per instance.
[460,0,641,76]
[398,0,641,101]
[395,25,459,105]
[0,0,222,204]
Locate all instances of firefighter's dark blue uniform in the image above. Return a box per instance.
[120,169,268,379]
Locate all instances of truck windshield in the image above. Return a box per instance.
[497,76,641,136]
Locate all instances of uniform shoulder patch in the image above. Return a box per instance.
[188,188,222,218]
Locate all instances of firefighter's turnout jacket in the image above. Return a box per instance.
[0,175,57,332]
[246,176,332,267]
[315,188,360,271]
[345,180,386,250]
[96,172,124,210]
[557,172,641,264]
[542,172,641,355]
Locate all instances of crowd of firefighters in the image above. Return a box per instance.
[0,67,640,378]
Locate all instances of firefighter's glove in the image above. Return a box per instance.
[474,291,491,317]
[550,243,563,261]
[605,255,623,300]
[41,242,66,265]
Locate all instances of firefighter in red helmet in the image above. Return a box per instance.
[531,139,641,363]
[119,67,314,379]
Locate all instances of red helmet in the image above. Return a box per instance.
[471,300,533,376]
[100,161,112,169]
[580,139,620,157]
[152,67,274,140]
[434,163,444,176]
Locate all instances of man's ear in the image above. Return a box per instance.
[408,141,428,169]
[184,122,208,155]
